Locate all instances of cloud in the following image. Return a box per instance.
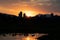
[0,0,60,15]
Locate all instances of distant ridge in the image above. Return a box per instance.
[0,12,17,17]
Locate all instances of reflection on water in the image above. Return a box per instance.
[0,33,48,40]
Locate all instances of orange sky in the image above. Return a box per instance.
[0,0,60,16]
[0,5,47,16]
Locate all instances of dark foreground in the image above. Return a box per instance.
[0,12,60,40]
[0,12,60,32]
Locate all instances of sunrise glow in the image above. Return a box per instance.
[23,11,36,17]
[0,0,59,16]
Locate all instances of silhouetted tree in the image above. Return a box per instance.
[19,11,23,18]
[51,13,54,16]
[23,13,26,18]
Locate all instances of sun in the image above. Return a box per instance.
[23,11,35,17]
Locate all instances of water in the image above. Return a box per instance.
[0,33,48,40]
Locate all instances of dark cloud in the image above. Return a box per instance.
[49,0,60,14]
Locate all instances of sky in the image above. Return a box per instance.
[0,0,60,16]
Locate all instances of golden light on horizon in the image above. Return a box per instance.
[0,0,60,16]
[0,4,47,16]
[23,11,37,17]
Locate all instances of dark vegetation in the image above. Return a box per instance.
[0,11,60,40]
[0,12,59,32]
